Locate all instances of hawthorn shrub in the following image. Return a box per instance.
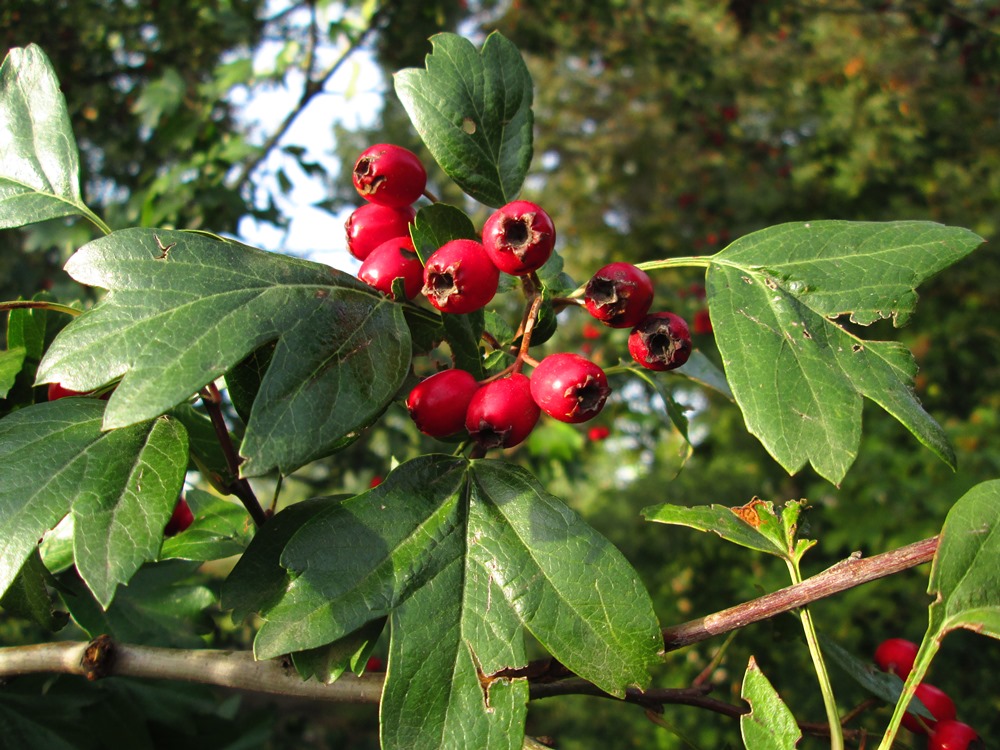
[0,34,997,750]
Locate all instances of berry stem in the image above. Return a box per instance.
[0,300,83,317]
[565,255,713,299]
[784,556,844,750]
[422,188,440,203]
[200,382,269,527]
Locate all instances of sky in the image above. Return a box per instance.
[232,2,387,274]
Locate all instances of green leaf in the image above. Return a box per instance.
[740,657,801,749]
[0,549,67,631]
[0,346,25,397]
[36,228,412,476]
[926,479,1000,640]
[158,489,254,562]
[820,638,931,718]
[61,560,215,647]
[382,557,529,750]
[0,45,91,229]
[410,203,479,265]
[675,350,734,400]
[0,399,187,604]
[72,414,188,607]
[257,457,661,689]
[252,459,468,659]
[395,32,533,208]
[642,498,816,564]
[221,496,342,625]
[291,617,386,684]
[707,220,982,484]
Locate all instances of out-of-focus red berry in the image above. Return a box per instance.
[588,425,610,442]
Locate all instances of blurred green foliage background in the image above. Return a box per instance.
[2,0,999,747]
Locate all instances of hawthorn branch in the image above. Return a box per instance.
[0,538,938,715]
[661,536,938,651]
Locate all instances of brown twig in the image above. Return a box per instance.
[199,383,269,527]
[662,537,938,651]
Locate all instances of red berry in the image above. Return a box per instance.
[588,425,610,441]
[345,203,416,261]
[481,200,556,275]
[465,374,540,449]
[584,263,654,328]
[582,322,601,340]
[407,369,481,438]
[369,475,383,489]
[530,353,611,424]
[422,239,500,315]
[164,497,194,536]
[352,144,427,207]
[902,683,956,735]
[628,312,692,371]
[47,382,91,400]
[359,236,424,300]
[874,638,919,680]
[365,656,385,672]
[930,720,983,750]
[692,308,713,335]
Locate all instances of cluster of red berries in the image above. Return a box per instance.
[874,638,981,748]
[346,144,695,451]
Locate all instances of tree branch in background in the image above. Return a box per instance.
[228,3,389,194]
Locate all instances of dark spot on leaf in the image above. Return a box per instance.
[852,344,863,352]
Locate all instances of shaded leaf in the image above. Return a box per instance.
[221,497,343,625]
[707,221,982,484]
[395,32,533,207]
[158,489,254,563]
[0,45,90,229]
[36,228,411,476]
[0,399,187,604]
[291,617,386,684]
[0,549,68,631]
[61,561,215,647]
[410,203,478,265]
[0,346,25,397]
[740,657,801,749]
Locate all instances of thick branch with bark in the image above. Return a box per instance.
[0,537,937,717]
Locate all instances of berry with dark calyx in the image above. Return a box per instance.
[584,262,654,328]
[628,312,692,371]
[481,200,556,275]
[422,239,500,315]
[874,638,919,680]
[352,144,427,207]
[465,373,540,449]
[407,369,481,438]
[902,683,956,735]
[164,497,194,536]
[530,353,611,424]
[346,203,416,261]
[359,236,424,300]
[930,720,983,750]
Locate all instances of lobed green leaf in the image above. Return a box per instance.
[395,32,533,208]
[36,228,411,476]
[708,220,982,484]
